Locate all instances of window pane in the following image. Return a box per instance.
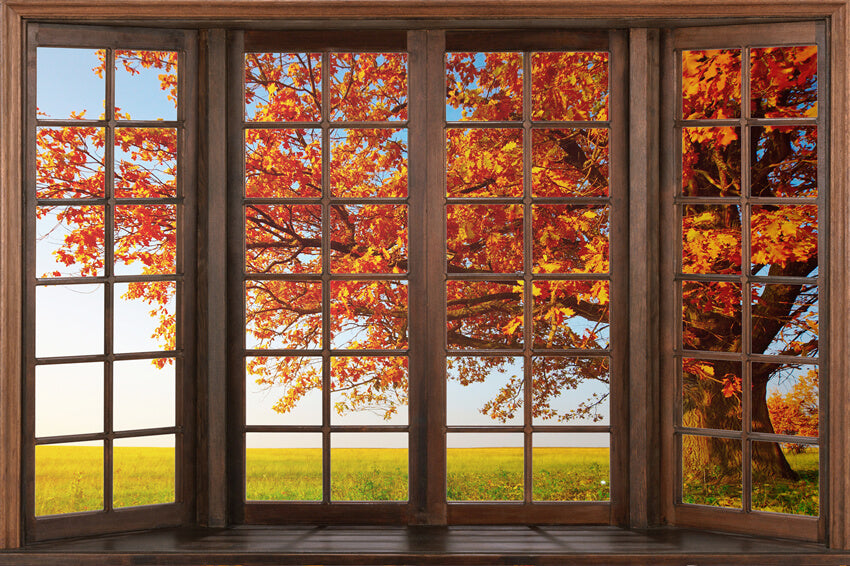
[246,356,322,426]
[682,204,742,274]
[113,435,175,508]
[681,127,741,197]
[447,204,523,274]
[36,284,104,358]
[114,281,176,353]
[751,46,817,119]
[752,284,818,357]
[330,129,407,197]
[752,126,817,198]
[331,357,408,425]
[114,50,177,121]
[681,435,742,509]
[37,48,105,120]
[114,127,177,198]
[331,433,408,501]
[36,127,105,199]
[446,128,522,197]
[446,52,522,122]
[756,363,818,437]
[751,204,818,277]
[245,53,322,122]
[532,357,609,425]
[447,433,523,501]
[533,281,609,350]
[245,280,322,350]
[533,433,609,501]
[330,205,408,274]
[114,359,175,431]
[533,205,609,274]
[36,362,103,438]
[37,205,105,278]
[682,359,742,431]
[114,205,177,276]
[532,52,608,121]
[752,441,818,516]
[35,441,103,516]
[245,128,322,198]
[682,281,742,352]
[447,280,523,350]
[246,433,322,501]
[330,53,408,122]
[532,129,608,197]
[682,49,742,120]
[330,281,408,350]
[446,356,523,426]
[245,204,322,274]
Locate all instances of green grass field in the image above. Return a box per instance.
[35,445,815,516]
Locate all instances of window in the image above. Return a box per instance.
[1,2,848,561]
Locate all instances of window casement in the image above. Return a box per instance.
[1,4,849,563]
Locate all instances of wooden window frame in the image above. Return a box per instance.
[0,0,847,559]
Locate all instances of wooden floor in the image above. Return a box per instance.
[2,525,850,565]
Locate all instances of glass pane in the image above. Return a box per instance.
[681,435,742,508]
[532,52,608,121]
[331,433,408,501]
[245,128,322,198]
[446,356,523,426]
[331,357,408,425]
[37,48,105,120]
[246,433,322,501]
[36,284,104,358]
[682,204,742,274]
[35,441,103,516]
[36,362,103,438]
[114,281,176,353]
[37,205,104,278]
[36,127,105,199]
[246,356,322,426]
[751,46,817,118]
[245,280,322,350]
[682,359,742,431]
[532,129,608,197]
[330,281,408,350]
[532,357,609,425]
[681,127,741,197]
[330,129,407,197]
[330,53,408,122]
[114,50,177,121]
[446,128,522,197]
[114,359,175,431]
[113,435,175,508]
[682,281,742,352]
[245,204,322,274]
[330,205,408,274]
[752,441,818,516]
[114,204,177,276]
[447,433,523,501]
[447,280,523,350]
[533,433,609,501]
[446,52,522,122]
[446,204,523,274]
[752,126,817,198]
[751,204,818,277]
[533,205,609,274]
[756,363,818,437]
[533,280,609,350]
[114,127,177,198]
[752,284,818,357]
[682,49,742,120]
[245,53,322,122]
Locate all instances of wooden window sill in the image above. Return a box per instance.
[1,525,849,565]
